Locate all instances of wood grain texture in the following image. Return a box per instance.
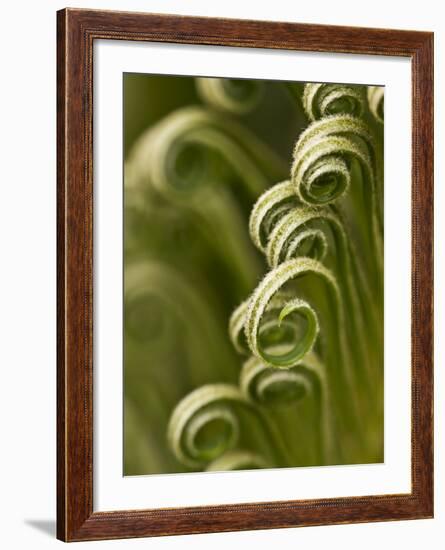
[56,8,434,542]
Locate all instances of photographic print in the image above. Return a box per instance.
[123,75,384,476]
[57,10,434,540]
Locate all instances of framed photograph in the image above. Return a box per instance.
[57,8,434,542]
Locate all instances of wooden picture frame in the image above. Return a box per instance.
[57,8,434,542]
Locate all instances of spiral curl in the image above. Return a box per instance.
[249,180,299,253]
[167,384,246,468]
[168,383,293,468]
[291,114,374,206]
[240,353,335,463]
[230,291,305,361]
[265,207,336,268]
[240,355,313,406]
[196,77,264,115]
[303,83,366,121]
[243,258,337,368]
[128,107,286,201]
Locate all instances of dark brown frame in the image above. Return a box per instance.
[57,7,434,542]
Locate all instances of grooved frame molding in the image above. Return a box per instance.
[57,7,434,542]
